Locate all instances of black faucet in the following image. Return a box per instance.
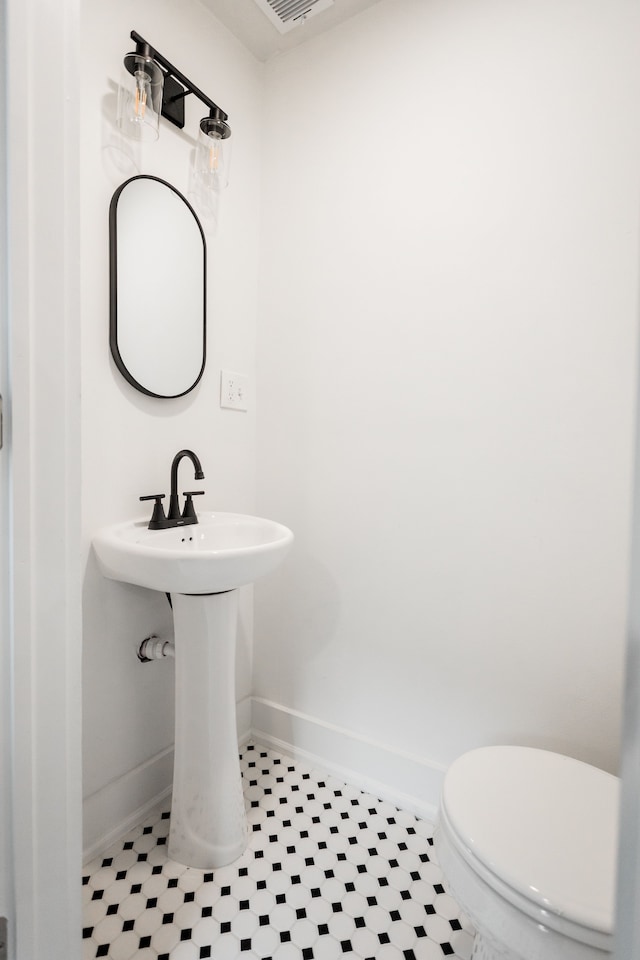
[140,449,205,529]
[168,449,205,522]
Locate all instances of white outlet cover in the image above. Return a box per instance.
[220,370,248,411]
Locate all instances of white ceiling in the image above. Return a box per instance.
[199,0,384,62]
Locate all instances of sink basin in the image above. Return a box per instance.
[93,511,294,594]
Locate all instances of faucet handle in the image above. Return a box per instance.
[181,491,204,522]
[140,494,167,530]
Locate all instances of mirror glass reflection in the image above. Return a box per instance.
[110,175,206,398]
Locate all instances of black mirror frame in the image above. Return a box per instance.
[109,174,207,399]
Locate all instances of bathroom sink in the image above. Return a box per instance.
[93,511,294,594]
[94,498,295,868]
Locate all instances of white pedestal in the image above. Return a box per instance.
[168,590,248,869]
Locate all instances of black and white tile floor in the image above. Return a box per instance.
[82,743,474,959]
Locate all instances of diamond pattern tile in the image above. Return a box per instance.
[83,743,475,959]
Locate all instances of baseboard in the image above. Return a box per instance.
[83,746,175,865]
[82,696,442,863]
[250,697,445,822]
[83,695,253,863]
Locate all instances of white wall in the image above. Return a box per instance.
[255,0,640,792]
[81,0,640,853]
[80,0,263,854]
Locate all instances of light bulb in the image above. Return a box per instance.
[206,136,222,174]
[133,71,149,121]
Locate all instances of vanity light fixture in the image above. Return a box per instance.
[117,30,231,166]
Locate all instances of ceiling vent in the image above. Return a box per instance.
[252,0,335,34]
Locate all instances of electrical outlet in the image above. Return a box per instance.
[220,370,248,411]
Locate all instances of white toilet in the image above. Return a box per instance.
[434,746,619,960]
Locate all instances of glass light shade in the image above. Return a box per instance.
[194,126,232,194]
[117,54,164,142]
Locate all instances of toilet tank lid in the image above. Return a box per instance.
[441,746,619,934]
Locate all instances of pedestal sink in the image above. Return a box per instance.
[92,511,293,869]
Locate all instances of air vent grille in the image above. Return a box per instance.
[253,0,335,34]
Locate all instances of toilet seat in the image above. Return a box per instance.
[439,746,618,951]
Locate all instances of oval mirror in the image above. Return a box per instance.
[109,175,206,398]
